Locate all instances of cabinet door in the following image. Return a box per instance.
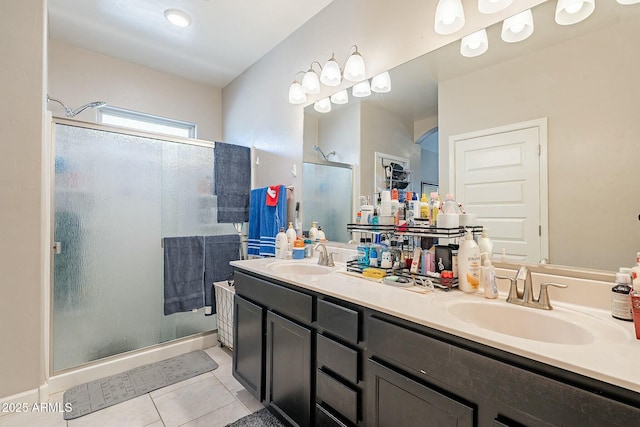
[366,359,474,427]
[266,311,312,427]
[232,295,264,400]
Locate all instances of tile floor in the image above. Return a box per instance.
[0,345,262,427]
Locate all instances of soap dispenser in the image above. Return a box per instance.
[308,221,319,241]
[286,221,297,245]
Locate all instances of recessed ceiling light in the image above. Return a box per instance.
[164,9,192,28]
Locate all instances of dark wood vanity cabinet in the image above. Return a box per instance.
[233,267,640,427]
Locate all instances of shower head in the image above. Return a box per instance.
[47,96,107,117]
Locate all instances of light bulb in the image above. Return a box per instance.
[371,71,391,93]
[301,69,320,94]
[502,9,534,43]
[352,80,371,98]
[344,51,366,82]
[330,90,349,105]
[555,0,594,25]
[320,56,342,87]
[288,81,307,105]
[314,98,331,113]
[434,0,465,35]
[461,29,488,57]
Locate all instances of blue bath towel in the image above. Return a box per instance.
[248,188,265,256]
[214,142,251,223]
[163,236,205,315]
[259,185,287,257]
[204,234,240,315]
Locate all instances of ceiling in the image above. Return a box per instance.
[47,0,335,87]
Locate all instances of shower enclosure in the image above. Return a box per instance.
[52,120,235,372]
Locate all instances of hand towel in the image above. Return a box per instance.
[214,142,251,223]
[248,188,265,257]
[163,236,205,315]
[204,234,240,315]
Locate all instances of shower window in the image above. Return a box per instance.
[52,121,232,372]
[98,106,196,138]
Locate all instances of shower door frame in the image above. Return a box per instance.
[48,117,217,376]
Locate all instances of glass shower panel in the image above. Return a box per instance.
[302,163,353,243]
[53,125,220,372]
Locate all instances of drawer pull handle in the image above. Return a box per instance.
[420,369,428,375]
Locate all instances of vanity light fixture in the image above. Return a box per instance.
[314,97,332,113]
[460,29,489,57]
[320,53,342,86]
[164,9,192,28]
[371,71,392,93]
[301,62,322,94]
[330,90,349,105]
[501,9,534,43]
[555,0,595,26]
[352,80,371,98]
[616,0,640,4]
[343,45,366,82]
[434,0,466,35]
[288,72,307,104]
[478,0,513,14]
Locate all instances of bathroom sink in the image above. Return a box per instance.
[267,261,334,276]
[441,298,629,345]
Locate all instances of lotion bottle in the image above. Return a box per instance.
[478,228,494,263]
[275,227,288,259]
[286,221,297,245]
[309,221,319,241]
[458,229,481,293]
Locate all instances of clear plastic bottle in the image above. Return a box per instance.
[612,271,633,321]
[430,192,440,226]
[357,238,370,267]
[442,193,459,214]
[275,227,288,259]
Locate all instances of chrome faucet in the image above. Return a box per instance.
[497,265,567,310]
[314,243,335,267]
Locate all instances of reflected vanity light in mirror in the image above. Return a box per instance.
[617,0,640,4]
[330,90,349,105]
[478,0,513,14]
[371,71,392,93]
[555,0,595,25]
[344,46,366,81]
[320,54,342,86]
[461,29,489,57]
[434,0,466,35]
[352,80,371,97]
[164,9,192,28]
[501,9,534,43]
[314,97,332,113]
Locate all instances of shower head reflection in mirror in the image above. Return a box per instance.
[47,95,107,117]
[313,145,336,161]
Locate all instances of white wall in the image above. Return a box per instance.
[438,17,640,271]
[0,0,47,399]
[222,0,544,202]
[48,42,223,142]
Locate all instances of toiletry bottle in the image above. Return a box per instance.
[612,271,633,321]
[360,196,374,225]
[482,257,498,299]
[275,227,288,259]
[317,226,326,241]
[309,221,319,241]
[420,193,430,221]
[369,244,378,267]
[442,193,458,214]
[457,229,481,293]
[355,211,362,224]
[286,221,297,245]
[357,238,370,267]
[408,193,421,226]
[478,228,494,263]
[430,192,440,226]
[631,252,640,284]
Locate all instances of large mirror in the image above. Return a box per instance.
[303,1,640,272]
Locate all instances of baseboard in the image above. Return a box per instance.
[0,389,40,418]
[46,333,217,395]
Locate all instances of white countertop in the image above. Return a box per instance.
[231,257,640,395]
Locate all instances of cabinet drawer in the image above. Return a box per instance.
[316,403,350,427]
[316,299,359,343]
[234,270,313,324]
[317,334,359,384]
[317,369,359,424]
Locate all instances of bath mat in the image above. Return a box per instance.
[63,350,217,420]
[225,408,285,427]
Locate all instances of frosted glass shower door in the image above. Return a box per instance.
[302,162,353,243]
[53,124,219,372]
